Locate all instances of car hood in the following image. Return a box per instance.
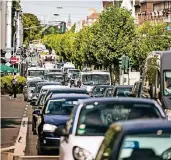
[43,114,69,126]
[69,136,104,158]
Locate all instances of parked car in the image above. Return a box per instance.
[32,81,62,99]
[35,94,90,155]
[56,98,166,160]
[31,92,47,135]
[43,88,89,105]
[95,119,171,160]
[113,85,133,97]
[23,79,43,101]
[91,85,111,97]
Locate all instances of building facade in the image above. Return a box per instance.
[135,0,171,25]
[0,0,7,59]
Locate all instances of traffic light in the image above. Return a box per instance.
[58,22,66,34]
[125,56,129,70]
[118,57,124,69]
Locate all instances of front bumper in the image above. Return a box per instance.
[39,132,60,150]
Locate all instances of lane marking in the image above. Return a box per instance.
[0,146,15,152]
[23,114,26,117]
[14,117,28,156]
[25,108,28,110]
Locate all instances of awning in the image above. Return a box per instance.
[0,64,18,73]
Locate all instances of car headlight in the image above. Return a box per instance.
[43,124,57,132]
[73,146,93,160]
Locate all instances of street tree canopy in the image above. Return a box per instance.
[22,13,41,46]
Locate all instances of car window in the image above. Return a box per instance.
[45,99,78,115]
[118,133,171,160]
[115,88,132,97]
[92,87,108,96]
[76,102,160,136]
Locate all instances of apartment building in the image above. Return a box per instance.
[135,0,171,25]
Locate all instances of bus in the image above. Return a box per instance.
[27,67,46,81]
[140,51,171,119]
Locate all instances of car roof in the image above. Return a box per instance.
[49,88,87,92]
[110,119,171,134]
[45,72,63,75]
[37,82,61,85]
[49,93,90,100]
[115,85,133,88]
[94,85,111,87]
[41,85,64,89]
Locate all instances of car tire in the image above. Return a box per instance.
[37,137,45,155]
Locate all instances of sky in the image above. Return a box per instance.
[21,1,105,25]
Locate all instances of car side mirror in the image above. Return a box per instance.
[55,128,68,137]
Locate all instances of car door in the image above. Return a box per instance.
[60,105,79,160]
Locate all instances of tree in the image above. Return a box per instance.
[133,21,171,73]
[94,6,136,81]
[22,13,41,46]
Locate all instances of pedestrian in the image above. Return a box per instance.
[9,77,17,99]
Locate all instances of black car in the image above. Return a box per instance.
[113,85,133,97]
[91,85,111,97]
[31,92,47,135]
[35,94,90,155]
[43,88,89,104]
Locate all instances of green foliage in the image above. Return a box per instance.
[133,21,171,71]
[22,13,41,46]
[0,76,26,94]
[42,6,171,79]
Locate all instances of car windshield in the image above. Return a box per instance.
[45,99,78,115]
[36,84,59,93]
[49,69,62,72]
[116,87,132,97]
[164,71,171,96]
[45,74,64,82]
[28,70,44,77]
[28,81,40,88]
[92,86,110,96]
[118,133,171,160]
[76,102,160,136]
[82,74,110,85]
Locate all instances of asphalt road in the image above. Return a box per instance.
[1,94,26,148]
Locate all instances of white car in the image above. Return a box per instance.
[40,85,68,94]
[56,98,166,160]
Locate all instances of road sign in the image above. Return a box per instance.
[11,57,19,64]
[5,62,11,66]
[5,52,12,59]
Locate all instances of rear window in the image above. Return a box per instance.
[115,87,132,97]
[76,102,161,136]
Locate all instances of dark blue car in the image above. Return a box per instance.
[35,93,90,155]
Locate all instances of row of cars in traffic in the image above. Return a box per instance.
[23,76,171,160]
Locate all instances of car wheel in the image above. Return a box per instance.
[37,137,45,155]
